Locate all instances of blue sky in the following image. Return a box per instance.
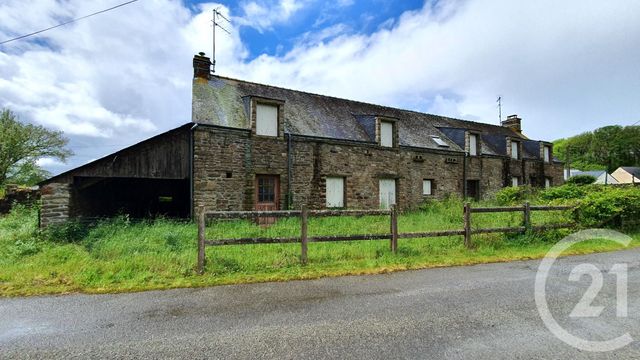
[1,0,639,175]
[198,0,425,60]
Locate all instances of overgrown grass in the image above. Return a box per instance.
[1,195,639,297]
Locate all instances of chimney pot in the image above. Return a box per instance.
[193,52,211,80]
[502,114,522,134]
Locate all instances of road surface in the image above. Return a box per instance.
[2,249,640,359]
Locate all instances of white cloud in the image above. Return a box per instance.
[232,0,640,140]
[236,0,310,32]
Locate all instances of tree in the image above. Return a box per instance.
[0,109,72,186]
[553,124,640,172]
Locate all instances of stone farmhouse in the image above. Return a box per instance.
[38,53,564,226]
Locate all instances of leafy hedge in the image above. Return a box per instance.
[495,186,535,204]
[573,186,640,228]
[567,174,597,185]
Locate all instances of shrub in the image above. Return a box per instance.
[495,186,534,205]
[567,174,597,185]
[539,184,588,201]
[573,187,640,228]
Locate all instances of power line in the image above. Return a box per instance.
[0,0,140,45]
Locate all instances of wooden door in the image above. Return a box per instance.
[255,175,280,225]
[466,180,480,201]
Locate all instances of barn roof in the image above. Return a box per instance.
[620,167,640,178]
[193,75,539,153]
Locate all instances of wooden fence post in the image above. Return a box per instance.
[390,205,398,253]
[463,202,472,249]
[197,205,206,275]
[523,201,531,232]
[301,206,308,265]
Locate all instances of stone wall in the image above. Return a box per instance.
[0,185,40,215]
[39,182,71,227]
[193,126,518,213]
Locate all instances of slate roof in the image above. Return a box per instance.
[620,167,640,178]
[572,170,606,178]
[193,75,546,155]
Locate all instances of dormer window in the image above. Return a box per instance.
[431,136,449,148]
[380,121,394,147]
[543,145,551,163]
[468,133,479,156]
[511,140,520,159]
[256,103,278,137]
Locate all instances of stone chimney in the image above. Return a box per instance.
[193,52,211,80]
[502,114,522,134]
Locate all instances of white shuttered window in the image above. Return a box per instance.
[544,146,551,163]
[256,104,278,136]
[326,177,345,208]
[512,177,519,187]
[379,179,396,209]
[423,180,432,195]
[511,141,519,159]
[380,121,393,147]
[469,134,478,156]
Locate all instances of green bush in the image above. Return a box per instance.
[495,186,534,205]
[574,187,640,228]
[567,174,597,185]
[539,184,588,201]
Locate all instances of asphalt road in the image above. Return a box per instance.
[2,249,640,359]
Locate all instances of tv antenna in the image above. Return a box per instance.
[497,96,502,124]
[211,8,231,73]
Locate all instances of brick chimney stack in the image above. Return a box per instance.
[193,52,211,80]
[502,114,522,134]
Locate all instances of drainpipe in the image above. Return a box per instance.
[189,123,198,219]
[286,132,293,210]
[462,153,467,199]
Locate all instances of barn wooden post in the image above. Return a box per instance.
[197,205,206,275]
[523,201,531,232]
[300,206,308,265]
[463,202,472,249]
[390,205,398,253]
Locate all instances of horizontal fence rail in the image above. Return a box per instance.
[196,203,575,274]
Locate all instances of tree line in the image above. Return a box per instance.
[553,125,640,172]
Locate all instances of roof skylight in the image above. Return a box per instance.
[431,136,449,147]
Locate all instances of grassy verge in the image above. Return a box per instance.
[1,198,639,297]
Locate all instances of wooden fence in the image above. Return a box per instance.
[196,203,574,274]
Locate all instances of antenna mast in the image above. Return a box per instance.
[497,96,502,125]
[211,8,231,73]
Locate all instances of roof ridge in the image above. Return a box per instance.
[212,74,519,133]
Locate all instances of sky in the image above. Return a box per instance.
[1,0,639,175]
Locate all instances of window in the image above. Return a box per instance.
[512,176,519,187]
[543,145,551,163]
[379,179,396,209]
[469,134,478,156]
[511,141,519,159]
[380,121,394,147]
[422,179,433,195]
[326,177,345,208]
[256,103,278,136]
[432,136,449,147]
[545,177,551,188]
[257,176,277,202]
